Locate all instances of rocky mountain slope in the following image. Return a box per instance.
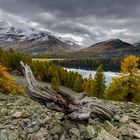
[81,38,140,58]
[0,19,80,54]
[0,93,140,140]
[84,38,135,51]
[133,42,140,48]
[40,38,140,59]
[59,37,81,50]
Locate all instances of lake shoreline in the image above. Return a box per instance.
[65,68,120,86]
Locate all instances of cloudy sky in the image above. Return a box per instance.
[0,0,140,47]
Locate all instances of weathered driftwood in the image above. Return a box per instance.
[20,61,115,120]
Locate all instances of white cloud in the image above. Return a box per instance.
[38,12,55,20]
[56,33,84,45]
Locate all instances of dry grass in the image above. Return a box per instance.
[32,58,64,62]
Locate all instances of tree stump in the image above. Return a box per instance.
[20,61,115,121]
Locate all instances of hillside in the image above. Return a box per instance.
[39,39,140,59]
[133,42,140,48]
[11,35,74,53]
[0,19,80,54]
[1,73,140,139]
[0,93,140,140]
[0,48,140,139]
[84,39,134,51]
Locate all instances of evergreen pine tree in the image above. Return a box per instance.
[84,73,93,96]
[73,75,83,92]
[92,65,106,98]
[51,71,60,87]
[51,77,60,87]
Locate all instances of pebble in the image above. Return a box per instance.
[12,111,22,118]
[120,115,129,123]
[69,127,80,137]
[134,131,140,139]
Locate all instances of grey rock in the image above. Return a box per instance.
[50,125,63,135]
[104,121,119,137]
[96,129,120,140]
[87,125,95,138]
[133,131,140,139]
[0,130,19,140]
[12,110,31,118]
[69,127,80,137]
[0,131,8,140]
[114,114,121,121]
[135,119,140,124]
[60,133,66,140]
[53,134,59,140]
[120,127,129,136]
[0,124,5,129]
[62,120,77,132]
[8,131,19,140]
[43,116,50,122]
[54,112,64,120]
[78,124,92,139]
[71,135,78,140]
[1,108,8,115]
[32,129,49,140]
[21,110,31,118]
[0,92,140,140]
[0,94,7,100]
[120,115,129,124]
[12,111,22,118]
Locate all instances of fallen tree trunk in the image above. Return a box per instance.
[20,61,115,120]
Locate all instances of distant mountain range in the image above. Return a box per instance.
[133,42,140,48]
[37,38,140,58]
[84,38,134,51]
[1,19,140,58]
[0,19,80,54]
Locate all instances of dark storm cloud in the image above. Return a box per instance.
[1,0,139,18]
[0,0,140,46]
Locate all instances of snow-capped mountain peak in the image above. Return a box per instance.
[0,19,50,42]
[0,19,81,53]
[0,19,10,28]
[58,37,81,49]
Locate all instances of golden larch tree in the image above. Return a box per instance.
[0,64,24,94]
[121,55,139,75]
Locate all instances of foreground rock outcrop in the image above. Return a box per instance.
[0,93,140,140]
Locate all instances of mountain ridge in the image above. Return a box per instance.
[0,19,80,53]
[38,38,140,58]
[1,19,140,58]
[84,38,135,51]
[133,42,140,48]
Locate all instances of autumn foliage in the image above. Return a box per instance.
[0,48,85,93]
[121,55,139,75]
[1,47,140,103]
[0,64,24,94]
[105,55,140,103]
